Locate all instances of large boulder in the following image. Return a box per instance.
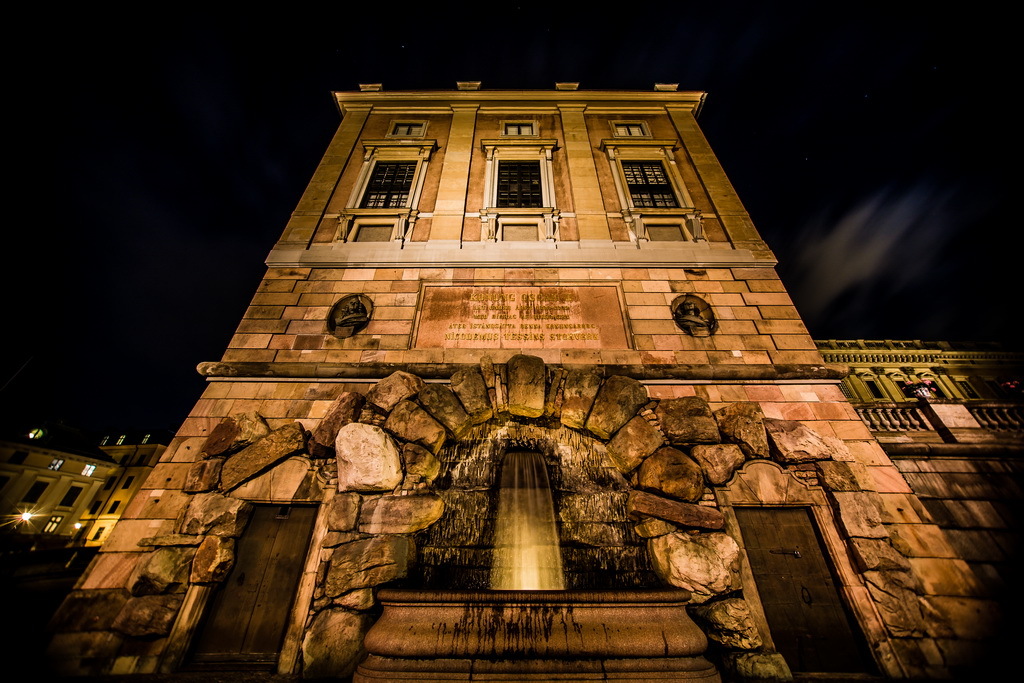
[656,397,720,445]
[335,423,403,492]
[182,458,223,493]
[402,443,440,484]
[418,383,472,438]
[325,536,412,596]
[310,392,366,457]
[689,444,746,485]
[189,536,235,584]
[648,532,741,603]
[200,411,270,457]
[690,598,763,650]
[177,492,253,537]
[637,447,705,502]
[219,422,307,491]
[366,371,424,412]
[325,492,361,531]
[358,494,444,534]
[301,608,373,679]
[585,376,648,439]
[560,368,602,429]
[384,400,447,454]
[765,418,842,463]
[506,354,546,418]
[713,402,769,458]
[110,595,184,638]
[450,367,493,424]
[127,547,197,596]
[627,490,724,530]
[605,416,663,473]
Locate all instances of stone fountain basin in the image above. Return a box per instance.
[355,588,720,681]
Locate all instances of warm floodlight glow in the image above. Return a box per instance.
[73,523,82,529]
[490,451,564,590]
[20,512,33,521]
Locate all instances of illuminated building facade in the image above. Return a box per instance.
[47,85,1018,681]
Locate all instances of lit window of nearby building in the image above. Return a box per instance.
[496,161,543,208]
[361,162,417,208]
[43,516,64,533]
[390,122,424,136]
[116,434,126,445]
[48,458,64,470]
[82,463,96,476]
[59,486,83,507]
[89,501,102,515]
[613,122,648,136]
[622,162,678,208]
[121,476,135,490]
[107,500,120,514]
[503,122,535,136]
[103,476,116,490]
[100,435,110,446]
[141,434,150,445]
[22,481,48,503]
[92,527,106,541]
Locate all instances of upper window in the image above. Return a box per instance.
[390,122,425,137]
[503,122,535,136]
[82,463,96,476]
[58,486,83,508]
[613,122,648,137]
[622,161,678,208]
[10,451,28,465]
[43,516,64,533]
[22,481,48,504]
[496,161,543,208]
[361,162,417,208]
[48,458,64,470]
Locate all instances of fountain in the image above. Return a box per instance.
[353,430,720,682]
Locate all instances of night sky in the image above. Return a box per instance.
[3,5,1014,434]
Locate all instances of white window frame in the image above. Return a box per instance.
[388,121,427,138]
[611,121,650,137]
[600,138,702,244]
[501,120,538,137]
[479,138,560,243]
[334,139,436,245]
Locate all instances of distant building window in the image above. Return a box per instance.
[390,122,424,136]
[82,463,96,476]
[92,527,106,541]
[116,434,126,445]
[496,161,543,208]
[622,161,677,208]
[613,122,648,137]
[361,161,417,208]
[59,486,83,507]
[22,481,49,504]
[10,451,28,465]
[28,427,45,440]
[48,458,64,470]
[503,122,535,136]
[103,476,116,490]
[141,434,150,444]
[89,500,102,515]
[864,380,885,399]
[957,381,979,399]
[99,435,110,446]
[121,476,135,490]
[107,501,120,514]
[43,516,63,533]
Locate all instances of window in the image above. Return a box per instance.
[82,463,96,476]
[22,481,48,503]
[141,434,150,444]
[957,380,979,399]
[92,527,106,541]
[59,486,83,507]
[10,451,28,465]
[103,476,116,490]
[107,500,120,514]
[360,162,417,208]
[501,224,540,241]
[121,475,135,490]
[390,122,424,137]
[613,122,648,137]
[89,500,102,515]
[496,161,543,208]
[116,434,126,445]
[864,380,885,399]
[43,516,63,533]
[503,122,535,136]
[646,224,686,241]
[352,224,394,242]
[622,161,678,207]
[100,435,110,446]
[48,458,64,470]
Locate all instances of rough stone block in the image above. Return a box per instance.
[605,416,663,473]
[713,402,769,458]
[366,371,424,412]
[302,608,373,679]
[656,397,720,445]
[627,490,725,530]
[648,532,740,603]
[765,418,843,463]
[384,400,447,454]
[219,421,307,491]
[506,354,546,418]
[200,411,270,457]
[690,444,745,485]
[336,422,403,492]
[418,383,472,438]
[450,367,493,424]
[637,446,705,502]
[560,368,602,429]
[358,494,444,534]
[110,594,184,637]
[309,391,365,457]
[189,536,235,584]
[178,492,253,537]
[586,375,648,439]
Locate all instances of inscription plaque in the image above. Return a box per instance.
[416,286,628,349]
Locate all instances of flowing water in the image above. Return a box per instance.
[489,450,565,590]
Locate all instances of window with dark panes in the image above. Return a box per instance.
[496,161,543,207]
[614,123,646,136]
[59,486,83,507]
[361,162,417,208]
[391,123,424,136]
[622,161,677,207]
[22,481,48,503]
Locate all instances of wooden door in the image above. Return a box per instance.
[734,507,872,674]
[190,505,316,666]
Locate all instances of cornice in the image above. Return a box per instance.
[335,90,707,115]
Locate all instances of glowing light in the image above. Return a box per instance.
[74,523,82,529]
[20,512,33,521]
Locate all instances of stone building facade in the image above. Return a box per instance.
[47,85,1012,680]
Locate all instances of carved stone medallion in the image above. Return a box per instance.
[327,295,373,338]
[671,294,718,336]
